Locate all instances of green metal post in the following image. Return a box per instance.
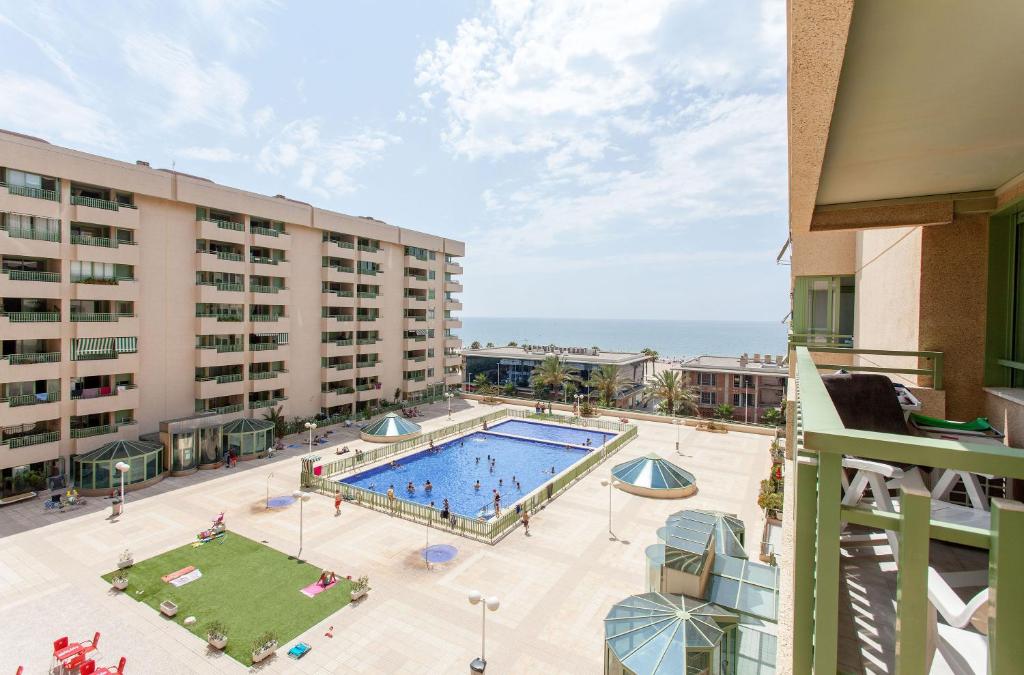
[895,469,930,674]
[989,498,1024,674]
[792,454,818,673]
[813,450,841,674]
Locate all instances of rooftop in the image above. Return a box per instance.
[463,345,649,366]
[675,354,788,375]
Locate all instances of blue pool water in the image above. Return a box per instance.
[488,419,615,446]
[339,428,608,518]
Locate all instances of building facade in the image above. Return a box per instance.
[674,354,786,423]
[0,130,463,493]
[463,345,648,406]
[782,2,1024,673]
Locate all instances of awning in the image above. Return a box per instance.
[73,337,114,359]
[114,336,137,354]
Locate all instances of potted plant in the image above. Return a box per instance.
[159,600,178,617]
[111,571,129,590]
[206,620,228,650]
[350,575,370,601]
[117,549,134,569]
[251,631,278,663]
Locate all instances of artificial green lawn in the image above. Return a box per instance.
[102,532,351,664]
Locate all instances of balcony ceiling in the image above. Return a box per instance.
[817,0,1024,206]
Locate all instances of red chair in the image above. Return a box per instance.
[62,633,99,673]
[79,660,96,675]
[54,636,83,671]
[95,657,126,675]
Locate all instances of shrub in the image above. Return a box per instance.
[579,401,596,417]
[251,631,277,654]
[206,620,228,640]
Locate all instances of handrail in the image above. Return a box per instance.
[4,430,60,447]
[790,345,1024,673]
[2,226,60,242]
[9,184,59,201]
[70,424,117,439]
[71,195,120,211]
[6,352,60,365]
[3,269,60,282]
[1,311,60,322]
[251,284,283,294]
[250,225,281,237]
[799,344,944,391]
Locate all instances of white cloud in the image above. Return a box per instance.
[257,119,401,196]
[177,146,243,162]
[121,33,250,132]
[0,72,119,150]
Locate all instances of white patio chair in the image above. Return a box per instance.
[927,567,988,674]
[839,458,991,558]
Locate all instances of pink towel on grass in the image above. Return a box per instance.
[300,580,337,598]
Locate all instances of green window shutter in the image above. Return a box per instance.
[792,277,809,335]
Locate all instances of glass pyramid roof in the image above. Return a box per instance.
[76,439,163,462]
[604,593,737,674]
[361,412,421,437]
[611,453,696,491]
[656,509,746,574]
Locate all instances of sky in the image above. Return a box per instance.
[0,0,789,322]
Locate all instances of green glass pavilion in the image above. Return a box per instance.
[359,412,422,442]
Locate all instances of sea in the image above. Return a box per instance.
[460,317,788,361]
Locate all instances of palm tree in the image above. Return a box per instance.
[529,355,580,401]
[644,370,699,415]
[472,372,494,394]
[761,407,783,426]
[640,347,659,378]
[263,406,286,441]
[470,341,481,350]
[714,403,735,420]
[589,364,627,407]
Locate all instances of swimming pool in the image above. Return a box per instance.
[339,423,615,518]
[488,419,616,447]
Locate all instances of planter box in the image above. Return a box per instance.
[252,642,278,663]
[117,558,133,569]
[350,588,368,602]
[112,578,129,590]
[160,600,178,617]
[208,636,228,650]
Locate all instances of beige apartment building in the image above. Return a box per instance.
[674,353,786,423]
[0,129,463,494]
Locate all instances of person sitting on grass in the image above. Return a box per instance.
[318,570,337,587]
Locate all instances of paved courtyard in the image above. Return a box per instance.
[0,401,772,674]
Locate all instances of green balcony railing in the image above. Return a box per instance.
[3,269,60,282]
[358,268,378,276]
[249,371,282,380]
[197,373,244,384]
[789,345,1024,674]
[325,289,353,297]
[2,225,60,242]
[404,374,426,382]
[71,195,120,211]
[327,265,355,274]
[251,256,281,265]
[8,184,59,201]
[357,315,377,322]
[5,430,60,447]
[355,383,377,391]
[326,339,354,347]
[6,352,60,365]
[249,343,279,351]
[2,311,59,322]
[206,403,243,415]
[250,226,281,237]
[359,244,380,253]
[70,424,117,439]
[4,391,59,407]
[203,281,244,292]
[211,251,243,262]
[250,314,282,323]
[249,399,276,409]
[357,360,380,369]
[324,387,355,396]
[196,343,243,353]
[798,344,944,390]
[325,363,353,371]
[195,311,243,321]
[251,284,282,294]
[71,233,119,248]
[406,274,427,281]
[324,314,353,322]
[204,218,243,232]
[357,291,377,299]
[406,356,427,363]
[326,239,354,249]
[357,337,379,345]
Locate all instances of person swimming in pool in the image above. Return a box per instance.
[407,481,415,493]
[476,456,480,464]
[474,480,481,490]
[424,480,433,492]
[498,478,503,487]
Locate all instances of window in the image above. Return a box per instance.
[698,373,716,386]
[986,206,1024,386]
[792,275,855,345]
[732,393,755,407]
[700,391,716,405]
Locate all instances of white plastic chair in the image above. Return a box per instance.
[927,567,988,674]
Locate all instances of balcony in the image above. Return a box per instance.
[321,364,354,381]
[251,344,289,363]
[321,340,355,358]
[73,352,140,378]
[786,345,1024,674]
[0,352,61,382]
[0,183,61,218]
[70,235,139,265]
[405,274,430,289]
[322,238,355,254]
[196,218,245,245]
[444,372,462,386]
[195,375,245,399]
[251,226,290,249]
[0,224,61,257]
[250,314,287,333]
[197,282,246,305]
[196,344,244,368]
[446,280,464,293]
[71,196,139,229]
[445,299,463,311]
[71,277,139,302]
[445,318,463,329]
[323,290,354,307]
[323,264,355,283]
[249,396,286,410]
[250,256,290,276]
[0,391,60,426]
[251,370,289,392]
[405,378,428,393]
[445,355,461,368]
[70,423,118,440]
[196,250,244,274]
[403,296,427,310]
[445,261,463,275]
[250,285,290,304]
[2,429,60,449]
[356,292,381,308]
[196,314,245,335]
[357,336,380,346]
[445,336,461,348]
[356,361,382,376]
[321,316,354,332]
[71,385,139,417]
[321,388,355,407]
[0,269,62,299]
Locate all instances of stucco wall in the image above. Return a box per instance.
[791,228,856,277]
[919,215,988,419]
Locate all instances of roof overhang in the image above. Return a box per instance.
[789,0,1024,233]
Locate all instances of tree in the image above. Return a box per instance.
[589,364,628,407]
[472,372,494,394]
[761,407,783,426]
[507,340,518,347]
[485,342,495,348]
[714,403,735,420]
[470,341,481,349]
[529,355,580,400]
[640,347,659,378]
[263,406,286,441]
[393,387,402,403]
[645,370,682,415]
[502,381,516,396]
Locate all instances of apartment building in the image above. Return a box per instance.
[0,129,463,494]
[674,353,786,423]
[782,2,1024,673]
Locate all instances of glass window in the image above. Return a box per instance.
[79,461,93,489]
[241,432,254,456]
[146,453,158,479]
[94,461,110,489]
[129,456,144,481]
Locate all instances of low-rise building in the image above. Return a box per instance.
[674,353,787,423]
[463,344,648,406]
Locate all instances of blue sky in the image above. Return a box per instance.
[0,0,789,322]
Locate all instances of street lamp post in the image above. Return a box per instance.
[574,393,581,417]
[114,461,129,513]
[291,490,312,560]
[600,476,618,540]
[468,590,500,672]
[304,421,317,456]
[445,391,454,420]
[675,417,681,454]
